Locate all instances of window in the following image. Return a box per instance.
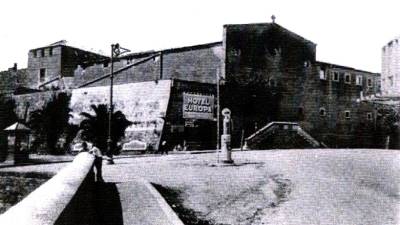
[40,49,45,57]
[356,75,362,86]
[304,61,311,68]
[33,50,37,58]
[344,73,351,84]
[319,70,326,80]
[269,78,277,87]
[39,68,46,82]
[49,47,53,56]
[367,78,373,87]
[345,110,351,120]
[389,76,393,86]
[367,112,373,121]
[103,62,109,67]
[319,107,326,117]
[332,71,339,82]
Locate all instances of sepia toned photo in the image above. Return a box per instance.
[0,0,399,224]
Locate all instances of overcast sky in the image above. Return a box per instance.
[0,0,399,72]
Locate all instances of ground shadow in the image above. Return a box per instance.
[94,182,123,225]
[153,183,219,225]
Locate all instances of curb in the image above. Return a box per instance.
[137,178,185,225]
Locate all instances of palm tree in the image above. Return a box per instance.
[28,93,71,154]
[79,104,132,162]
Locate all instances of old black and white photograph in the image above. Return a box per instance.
[0,0,399,224]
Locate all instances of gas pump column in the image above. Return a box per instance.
[221,108,234,164]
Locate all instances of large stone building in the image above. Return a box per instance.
[381,37,400,96]
[1,22,385,151]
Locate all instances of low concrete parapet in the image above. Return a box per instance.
[0,152,95,225]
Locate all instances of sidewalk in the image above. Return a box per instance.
[93,178,184,225]
[110,180,183,225]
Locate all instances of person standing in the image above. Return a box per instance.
[80,141,89,152]
[89,143,104,182]
[160,140,167,155]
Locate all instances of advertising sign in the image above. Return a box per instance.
[183,93,214,120]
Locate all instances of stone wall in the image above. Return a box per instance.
[222,23,381,148]
[74,42,223,88]
[26,45,108,90]
[12,81,172,150]
[0,68,29,95]
[222,23,316,146]
[69,80,172,149]
[27,46,63,89]
[297,64,379,147]
[12,91,62,120]
[0,153,95,225]
[381,37,400,95]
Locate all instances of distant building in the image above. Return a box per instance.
[26,40,108,90]
[381,37,400,96]
[1,22,387,150]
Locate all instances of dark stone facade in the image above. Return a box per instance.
[164,80,217,150]
[222,23,381,148]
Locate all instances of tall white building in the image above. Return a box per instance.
[382,37,400,96]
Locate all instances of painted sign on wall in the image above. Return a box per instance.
[183,93,214,120]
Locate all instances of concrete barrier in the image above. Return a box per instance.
[0,152,95,225]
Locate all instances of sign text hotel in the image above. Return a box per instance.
[183,93,214,120]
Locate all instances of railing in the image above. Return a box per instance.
[297,127,321,147]
[245,121,298,143]
[245,121,324,149]
[0,152,95,225]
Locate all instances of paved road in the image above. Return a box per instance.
[1,149,399,224]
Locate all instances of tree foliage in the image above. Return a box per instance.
[28,92,71,154]
[79,104,132,156]
[0,96,17,161]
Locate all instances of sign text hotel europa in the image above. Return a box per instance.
[183,93,214,120]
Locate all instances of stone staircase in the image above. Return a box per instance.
[244,121,326,150]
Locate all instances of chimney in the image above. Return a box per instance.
[13,63,17,71]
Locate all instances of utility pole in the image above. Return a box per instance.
[107,43,130,164]
[216,69,220,151]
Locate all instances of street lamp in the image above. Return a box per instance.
[107,43,130,164]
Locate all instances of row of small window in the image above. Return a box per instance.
[319,70,373,87]
[318,108,373,120]
[33,48,53,58]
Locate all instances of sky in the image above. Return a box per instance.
[0,0,399,73]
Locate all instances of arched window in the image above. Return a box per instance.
[319,107,326,117]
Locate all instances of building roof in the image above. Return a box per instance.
[29,40,108,58]
[4,122,30,132]
[316,61,380,75]
[223,22,316,46]
[120,41,222,60]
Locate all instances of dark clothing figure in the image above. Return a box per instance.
[81,142,103,182]
[160,141,168,155]
[94,157,103,182]
[89,145,103,182]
